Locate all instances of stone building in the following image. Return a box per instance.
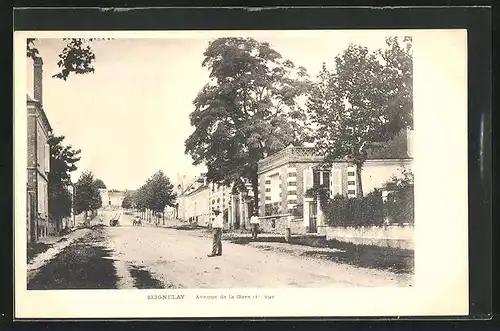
[176,174,255,230]
[257,129,414,234]
[26,57,52,243]
[108,190,126,207]
[99,188,110,207]
[182,175,211,226]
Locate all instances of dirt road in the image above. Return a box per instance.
[28,211,413,289]
[106,213,412,288]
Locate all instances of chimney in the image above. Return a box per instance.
[33,57,43,104]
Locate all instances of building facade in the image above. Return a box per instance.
[108,190,126,207]
[257,129,414,233]
[26,57,52,243]
[182,175,211,226]
[99,188,110,207]
[176,174,255,230]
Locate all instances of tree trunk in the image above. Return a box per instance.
[355,162,364,198]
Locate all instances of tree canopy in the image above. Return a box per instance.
[47,134,81,222]
[121,192,134,209]
[307,36,413,197]
[74,171,102,216]
[132,171,177,214]
[94,178,107,189]
[185,37,312,205]
[27,38,108,81]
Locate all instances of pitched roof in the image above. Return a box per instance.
[26,94,37,103]
[366,129,411,159]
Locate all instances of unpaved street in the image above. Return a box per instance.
[29,210,413,289]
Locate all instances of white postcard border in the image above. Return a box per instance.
[13,29,469,319]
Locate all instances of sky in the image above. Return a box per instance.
[26,31,401,191]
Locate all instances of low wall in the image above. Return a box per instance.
[259,215,307,235]
[326,224,414,250]
[259,215,288,234]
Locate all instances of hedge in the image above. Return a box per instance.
[385,185,414,224]
[324,186,414,227]
[325,190,385,227]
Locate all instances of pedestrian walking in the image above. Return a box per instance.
[249,212,260,239]
[207,208,223,257]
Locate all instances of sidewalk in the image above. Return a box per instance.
[27,227,91,281]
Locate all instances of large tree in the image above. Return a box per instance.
[27,38,109,81]
[74,171,102,217]
[307,36,413,197]
[185,37,312,207]
[94,178,107,189]
[132,171,177,221]
[47,134,81,229]
[121,192,134,210]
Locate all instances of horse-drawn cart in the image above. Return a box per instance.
[109,213,121,226]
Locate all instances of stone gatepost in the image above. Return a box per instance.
[316,194,328,235]
[303,197,313,232]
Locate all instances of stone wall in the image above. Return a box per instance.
[325,224,414,250]
[259,214,289,234]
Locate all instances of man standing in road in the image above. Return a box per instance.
[208,208,223,257]
[249,212,260,240]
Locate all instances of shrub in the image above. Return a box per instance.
[385,184,414,224]
[321,168,415,227]
[384,168,414,224]
[325,190,385,227]
[290,204,304,218]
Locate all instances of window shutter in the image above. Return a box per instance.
[45,143,50,173]
[331,169,342,197]
[303,168,313,191]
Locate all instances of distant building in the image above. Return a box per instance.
[208,183,231,226]
[108,190,126,207]
[182,175,211,226]
[177,174,254,230]
[26,57,52,243]
[99,189,110,207]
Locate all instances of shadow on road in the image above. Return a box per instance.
[27,242,53,264]
[230,235,414,275]
[28,228,118,290]
[128,264,177,289]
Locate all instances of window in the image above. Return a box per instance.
[212,200,216,204]
[288,181,297,186]
[265,196,271,201]
[279,193,282,197]
[288,200,297,204]
[288,172,297,177]
[322,171,330,187]
[288,191,297,196]
[265,180,271,185]
[217,198,220,203]
[348,181,355,185]
[348,171,355,176]
[265,188,271,192]
[348,190,356,195]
